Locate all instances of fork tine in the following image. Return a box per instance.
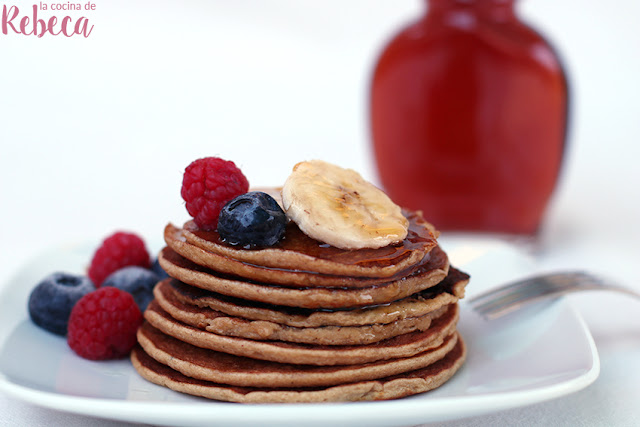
[468,276,543,305]
[470,272,595,317]
[472,286,548,315]
[472,278,574,316]
[469,271,640,319]
[470,271,588,305]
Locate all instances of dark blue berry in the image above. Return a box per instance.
[217,191,287,248]
[28,272,95,335]
[102,266,159,312]
[151,257,169,280]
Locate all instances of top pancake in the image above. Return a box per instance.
[165,224,437,288]
[176,209,438,279]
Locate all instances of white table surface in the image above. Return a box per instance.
[1,1,639,426]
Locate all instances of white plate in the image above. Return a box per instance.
[0,239,599,427]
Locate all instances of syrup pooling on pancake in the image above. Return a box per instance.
[166,224,435,288]
[181,209,437,276]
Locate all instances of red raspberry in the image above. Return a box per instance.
[88,232,151,286]
[67,287,143,360]
[180,157,249,230]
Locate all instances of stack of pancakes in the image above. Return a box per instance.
[131,209,469,403]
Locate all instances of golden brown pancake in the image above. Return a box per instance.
[165,223,439,288]
[158,247,450,309]
[131,337,466,403]
[166,267,469,327]
[136,320,460,388]
[179,209,438,277]
[153,281,447,345]
[142,301,459,366]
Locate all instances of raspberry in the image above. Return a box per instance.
[88,232,151,286]
[67,287,143,360]
[181,157,249,230]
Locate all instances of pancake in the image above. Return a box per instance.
[179,209,438,278]
[153,281,447,345]
[158,246,450,309]
[136,320,460,388]
[131,337,466,403]
[167,267,469,327]
[165,224,437,288]
[143,301,459,366]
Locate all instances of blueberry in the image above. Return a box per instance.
[28,272,95,336]
[217,191,287,248]
[151,257,169,280]
[102,266,159,312]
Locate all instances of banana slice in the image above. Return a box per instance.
[282,160,409,250]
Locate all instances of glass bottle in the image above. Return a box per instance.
[370,0,569,235]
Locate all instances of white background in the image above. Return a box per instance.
[1,1,639,426]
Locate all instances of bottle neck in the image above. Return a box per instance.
[426,0,516,21]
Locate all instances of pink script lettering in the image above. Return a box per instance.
[2,5,94,38]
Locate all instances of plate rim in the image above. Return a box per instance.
[0,300,600,426]
[0,243,600,426]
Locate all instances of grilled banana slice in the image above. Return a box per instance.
[282,160,408,249]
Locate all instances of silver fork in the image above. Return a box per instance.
[468,271,640,319]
